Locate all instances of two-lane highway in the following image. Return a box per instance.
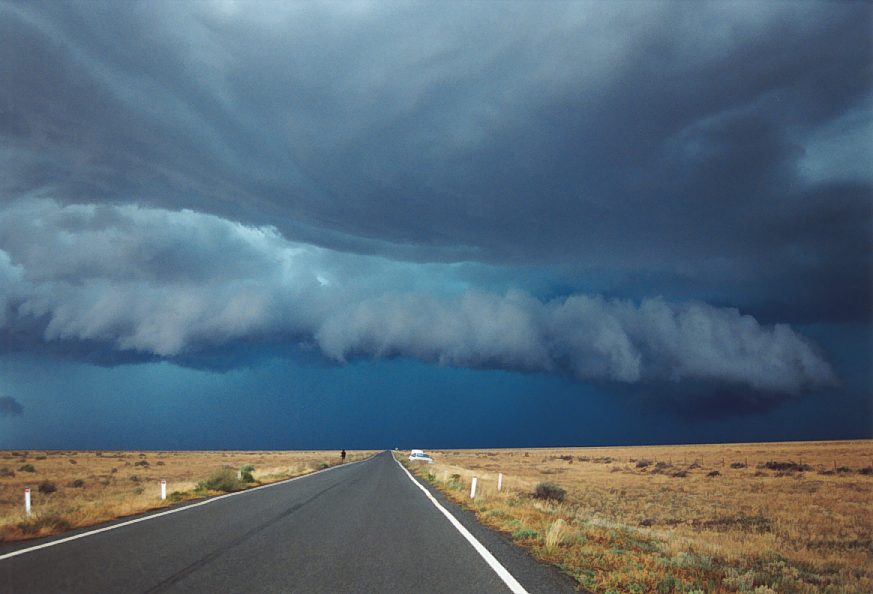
[0,451,578,593]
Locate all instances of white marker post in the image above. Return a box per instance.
[160,480,167,501]
[498,473,503,492]
[470,477,477,499]
[24,488,31,516]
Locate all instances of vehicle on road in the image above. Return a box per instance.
[409,449,433,463]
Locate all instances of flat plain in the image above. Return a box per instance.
[403,440,873,594]
[0,449,375,542]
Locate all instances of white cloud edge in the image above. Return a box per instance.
[0,198,836,393]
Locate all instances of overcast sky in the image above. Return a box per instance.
[0,1,870,448]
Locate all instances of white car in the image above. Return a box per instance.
[408,449,433,463]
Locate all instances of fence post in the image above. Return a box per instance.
[470,477,477,499]
[497,473,503,492]
[24,488,31,516]
[160,479,167,501]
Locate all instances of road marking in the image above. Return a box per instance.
[0,457,371,562]
[393,455,530,594]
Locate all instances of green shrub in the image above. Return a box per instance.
[168,491,186,503]
[512,527,539,540]
[533,482,566,502]
[197,468,244,493]
[240,464,255,483]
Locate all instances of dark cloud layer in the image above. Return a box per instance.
[1,1,870,327]
[0,395,23,417]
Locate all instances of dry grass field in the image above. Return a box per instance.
[401,440,873,594]
[0,449,375,543]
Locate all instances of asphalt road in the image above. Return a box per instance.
[0,451,578,593]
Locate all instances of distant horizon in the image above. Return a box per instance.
[4,436,873,453]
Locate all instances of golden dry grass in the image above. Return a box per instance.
[401,440,873,594]
[0,449,375,542]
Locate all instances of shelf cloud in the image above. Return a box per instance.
[0,199,835,393]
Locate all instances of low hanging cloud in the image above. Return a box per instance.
[0,396,24,417]
[0,199,835,394]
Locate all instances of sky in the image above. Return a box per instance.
[0,1,870,449]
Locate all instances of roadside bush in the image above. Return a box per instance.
[731,462,747,469]
[197,468,244,493]
[512,527,538,540]
[18,464,35,473]
[0,467,14,477]
[168,491,186,503]
[707,470,721,477]
[68,459,77,464]
[533,482,566,502]
[17,514,71,534]
[68,479,85,488]
[761,461,811,472]
[38,481,57,494]
[240,464,255,482]
[636,459,652,468]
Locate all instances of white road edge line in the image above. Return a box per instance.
[393,454,530,594]
[0,456,371,562]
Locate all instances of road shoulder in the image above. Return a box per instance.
[395,455,582,594]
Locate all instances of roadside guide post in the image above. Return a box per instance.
[24,488,31,516]
[160,479,167,501]
[470,477,477,499]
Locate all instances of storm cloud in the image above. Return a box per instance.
[0,199,835,393]
[0,1,870,326]
[0,0,869,426]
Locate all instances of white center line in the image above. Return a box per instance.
[393,455,530,594]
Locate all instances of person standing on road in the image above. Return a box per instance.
[341,449,346,463]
